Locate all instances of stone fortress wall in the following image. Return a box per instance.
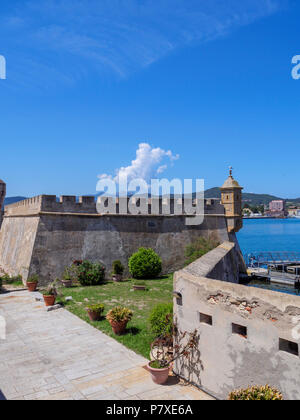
[0,180,6,226]
[0,194,245,285]
[174,243,300,400]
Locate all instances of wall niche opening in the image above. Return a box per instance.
[279,338,299,356]
[232,323,247,339]
[200,313,213,326]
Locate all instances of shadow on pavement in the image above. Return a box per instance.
[0,390,6,400]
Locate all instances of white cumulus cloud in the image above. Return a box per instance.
[99,143,179,185]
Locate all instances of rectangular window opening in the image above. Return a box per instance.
[232,323,247,339]
[279,338,299,356]
[200,313,213,326]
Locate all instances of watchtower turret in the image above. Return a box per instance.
[220,168,243,233]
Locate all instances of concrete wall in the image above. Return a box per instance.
[0,195,237,285]
[173,244,300,400]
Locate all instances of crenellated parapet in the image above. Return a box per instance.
[0,193,232,286]
[4,195,225,217]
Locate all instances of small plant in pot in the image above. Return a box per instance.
[26,274,39,292]
[148,317,199,385]
[42,280,58,307]
[132,279,147,291]
[61,266,75,288]
[86,303,105,322]
[112,260,124,282]
[106,306,133,335]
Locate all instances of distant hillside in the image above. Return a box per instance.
[205,188,300,206]
[4,192,300,208]
[4,196,26,206]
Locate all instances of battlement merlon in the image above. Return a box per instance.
[4,195,225,217]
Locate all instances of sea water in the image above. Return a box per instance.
[237,219,300,296]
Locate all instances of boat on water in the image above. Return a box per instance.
[245,251,300,287]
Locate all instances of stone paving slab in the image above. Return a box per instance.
[0,290,213,401]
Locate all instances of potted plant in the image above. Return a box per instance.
[62,266,75,288]
[26,274,39,292]
[86,303,105,321]
[106,306,133,335]
[132,280,147,291]
[112,260,124,282]
[42,280,58,307]
[148,319,199,385]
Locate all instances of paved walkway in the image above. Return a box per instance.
[0,290,213,400]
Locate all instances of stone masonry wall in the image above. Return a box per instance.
[173,244,300,400]
[0,195,237,285]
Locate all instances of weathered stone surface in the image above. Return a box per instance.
[0,196,241,286]
[0,180,6,228]
[174,244,300,400]
[0,290,212,401]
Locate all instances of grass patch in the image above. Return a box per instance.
[59,275,173,359]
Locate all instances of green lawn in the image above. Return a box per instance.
[59,275,173,359]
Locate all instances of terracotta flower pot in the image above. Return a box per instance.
[112,274,123,282]
[62,280,73,288]
[87,309,102,322]
[147,362,170,385]
[109,320,128,335]
[27,282,38,292]
[43,295,56,307]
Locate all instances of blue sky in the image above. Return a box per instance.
[0,0,300,198]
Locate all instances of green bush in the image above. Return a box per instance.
[149,303,173,337]
[228,385,283,400]
[185,236,219,266]
[129,248,162,279]
[76,260,106,286]
[112,260,125,275]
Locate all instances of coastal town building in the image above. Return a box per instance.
[288,207,300,218]
[269,200,285,212]
[266,199,287,218]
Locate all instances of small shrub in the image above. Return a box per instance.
[149,303,173,338]
[27,274,39,284]
[0,273,23,285]
[43,279,59,296]
[112,260,124,275]
[185,236,219,266]
[106,307,133,323]
[228,385,283,400]
[129,248,162,279]
[86,303,104,315]
[63,265,78,282]
[76,260,105,286]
